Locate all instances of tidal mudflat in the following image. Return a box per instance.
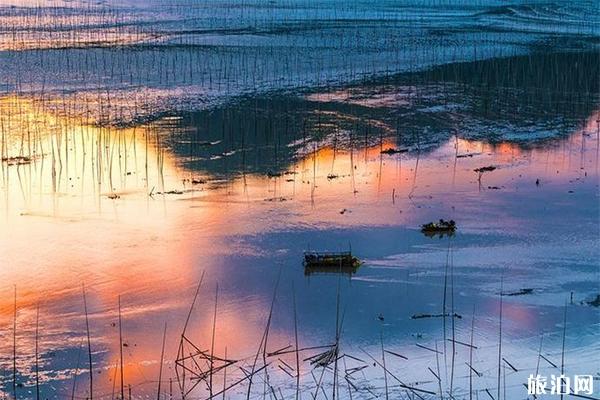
[0,1,599,399]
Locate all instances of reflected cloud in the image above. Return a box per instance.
[0,94,598,398]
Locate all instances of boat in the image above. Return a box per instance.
[303,251,361,275]
[421,219,456,236]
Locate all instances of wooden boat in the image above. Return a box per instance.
[303,251,360,274]
[421,219,456,236]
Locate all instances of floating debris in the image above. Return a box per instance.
[421,219,456,236]
[2,155,32,165]
[385,350,408,360]
[416,343,442,354]
[176,140,221,146]
[107,193,120,200]
[307,346,338,367]
[411,313,462,320]
[503,288,534,296]
[264,197,288,202]
[267,171,282,178]
[474,166,497,173]
[191,179,206,185]
[381,147,408,155]
[327,173,339,180]
[157,190,184,195]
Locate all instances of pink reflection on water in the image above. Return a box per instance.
[0,96,598,397]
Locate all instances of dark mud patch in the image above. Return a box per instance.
[150,51,598,180]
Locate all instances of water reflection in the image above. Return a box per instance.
[0,94,599,399]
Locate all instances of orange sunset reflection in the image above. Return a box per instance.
[1,95,598,397]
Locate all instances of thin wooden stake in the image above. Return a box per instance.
[469,307,475,400]
[157,323,167,400]
[293,283,300,400]
[119,296,124,400]
[210,284,218,398]
[35,302,40,400]
[222,347,227,400]
[497,276,503,400]
[71,338,84,400]
[560,302,567,400]
[83,284,93,400]
[13,286,17,400]
[381,328,389,400]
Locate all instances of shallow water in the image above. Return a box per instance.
[0,0,598,123]
[1,83,599,399]
[0,1,599,399]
